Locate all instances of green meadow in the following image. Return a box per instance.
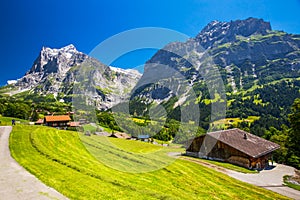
[10,125,288,199]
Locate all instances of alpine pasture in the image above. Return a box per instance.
[10,125,288,199]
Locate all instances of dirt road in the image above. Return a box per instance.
[0,126,68,200]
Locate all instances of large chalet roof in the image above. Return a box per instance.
[206,128,280,158]
[44,115,71,122]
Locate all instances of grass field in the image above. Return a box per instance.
[82,124,98,132]
[212,116,260,129]
[80,134,179,173]
[0,116,28,126]
[10,125,289,199]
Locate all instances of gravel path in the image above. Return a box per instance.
[182,157,300,200]
[0,126,68,200]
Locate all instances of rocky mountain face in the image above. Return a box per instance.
[196,18,271,49]
[131,18,300,126]
[13,44,141,110]
[143,17,300,91]
[16,45,87,92]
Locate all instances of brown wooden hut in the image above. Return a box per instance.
[186,128,280,169]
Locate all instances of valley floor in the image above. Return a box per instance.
[0,126,68,200]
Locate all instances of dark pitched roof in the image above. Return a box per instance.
[95,132,111,137]
[110,132,131,139]
[206,128,280,158]
[44,115,71,122]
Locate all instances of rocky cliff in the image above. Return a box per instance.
[13,44,141,110]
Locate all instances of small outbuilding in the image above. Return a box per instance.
[68,121,80,127]
[110,132,131,139]
[186,128,280,170]
[35,118,44,125]
[44,115,71,128]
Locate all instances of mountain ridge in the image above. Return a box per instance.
[196,17,272,48]
[129,17,300,131]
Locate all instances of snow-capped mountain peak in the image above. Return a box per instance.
[15,44,88,90]
[40,44,79,59]
[12,44,141,110]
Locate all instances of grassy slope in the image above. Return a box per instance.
[212,116,260,129]
[0,116,28,126]
[10,125,288,200]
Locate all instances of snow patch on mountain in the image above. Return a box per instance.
[110,66,142,79]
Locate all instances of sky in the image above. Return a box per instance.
[0,0,299,86]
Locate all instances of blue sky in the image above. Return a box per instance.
[0,0,299,85]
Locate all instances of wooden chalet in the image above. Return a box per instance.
[186,128,280,170]
[44,115,71,128]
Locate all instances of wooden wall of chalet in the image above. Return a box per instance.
[186,136,205,152]
[186,136,270,169]
[208,141,248,160]
[186,134,274,169]
[187,135,273,169]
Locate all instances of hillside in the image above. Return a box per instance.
[1,18,299,130]
[10,125,288,199]
[130,18,300,132]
